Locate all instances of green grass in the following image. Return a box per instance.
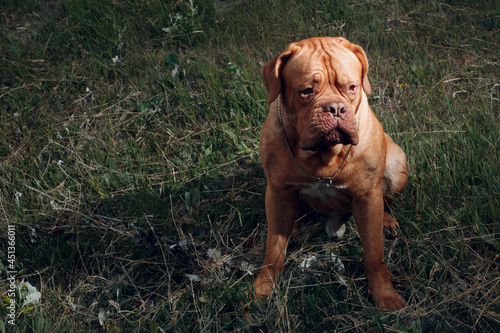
[0,0,498,331]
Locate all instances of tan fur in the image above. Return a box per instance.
[255,37,409,311]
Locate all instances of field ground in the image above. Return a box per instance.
[0,0,498,332]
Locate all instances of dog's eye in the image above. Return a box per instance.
[348,85,358,93]
[300,88,314,97]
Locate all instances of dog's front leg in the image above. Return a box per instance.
[253,184,299,298]
[353,186,406,311]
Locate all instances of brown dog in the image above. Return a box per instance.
[254,37,409,311]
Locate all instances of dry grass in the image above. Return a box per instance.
[0,0,498,332]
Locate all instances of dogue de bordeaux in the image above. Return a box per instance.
[254,37,409,311]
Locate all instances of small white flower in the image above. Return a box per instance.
[16,280,41,308]
[331,254,345,271]
[207,248,222,261]
[57,160,64,166]
[240,261,256,275]
[14,192,22,206]
[171,64,179,78]
[169,239,188,251]
[178,239,188,251]
[29,227,37,243]
[50,200,58,209]
[299,254,317,271]
[14,112,19,117]
[185,273,201,282]
[98,308,106,326]
[112,55,120,63]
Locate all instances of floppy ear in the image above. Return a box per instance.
[340,40,372,95]
[262,44,299,104]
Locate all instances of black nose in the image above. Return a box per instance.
[323,101,347,118]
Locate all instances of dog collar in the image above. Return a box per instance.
[277,96,362,187]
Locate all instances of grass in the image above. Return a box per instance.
[0,0,498,331]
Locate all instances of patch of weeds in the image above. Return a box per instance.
[0,0,498,332]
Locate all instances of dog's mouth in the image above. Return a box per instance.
[299,115,359,151]
[325,127,359,146]
[300,128,358,151]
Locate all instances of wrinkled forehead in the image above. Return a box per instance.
[283,40,361,85]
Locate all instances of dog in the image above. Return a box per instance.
[254,37,409,311]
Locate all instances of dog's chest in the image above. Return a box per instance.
[296,181,351,213]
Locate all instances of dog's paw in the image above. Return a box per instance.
[371,288,406,311]
[383,212,400,239]
[325,214,346,239]
[253,276,274,300]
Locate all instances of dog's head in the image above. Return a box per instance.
[263,37,371,151]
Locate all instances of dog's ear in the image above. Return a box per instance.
[340,40,372,95]
[262,44,299,104]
